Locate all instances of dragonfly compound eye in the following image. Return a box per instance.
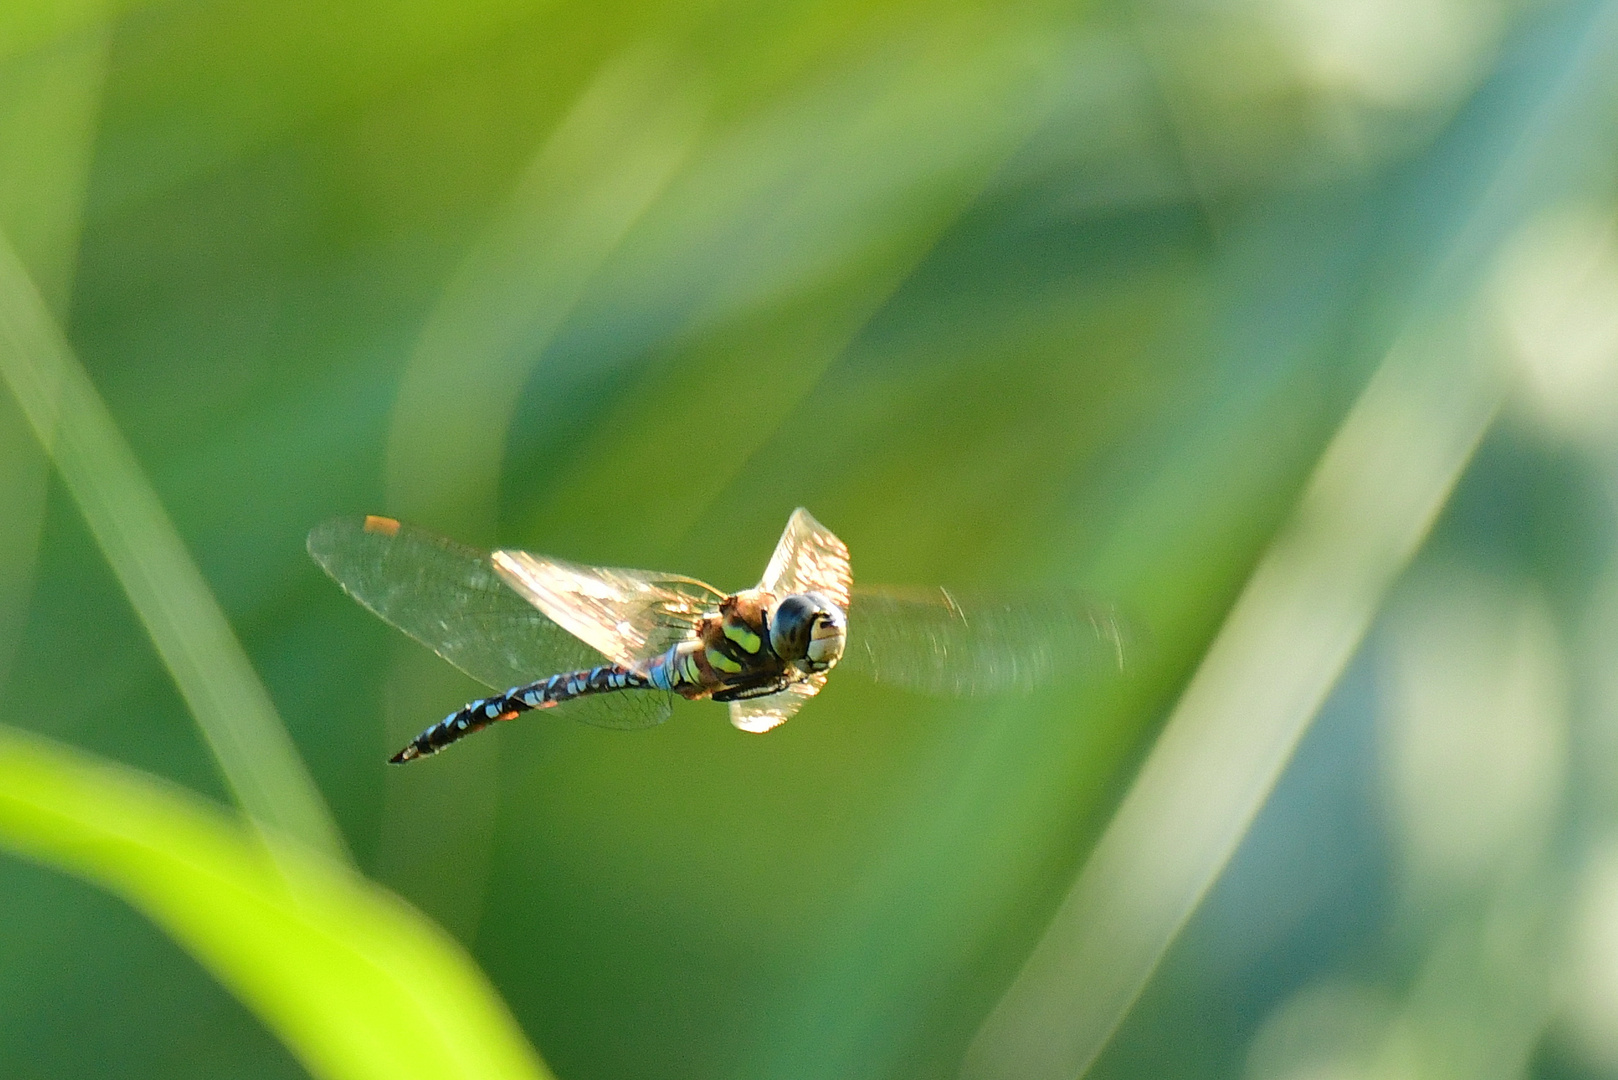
[768,593,846,670]
[768,594,817,661]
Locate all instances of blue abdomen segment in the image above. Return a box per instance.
[647,646,684,691]
[390,663,653,763]
[646,642,707,693]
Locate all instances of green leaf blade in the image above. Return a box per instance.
[0,725,551,1080]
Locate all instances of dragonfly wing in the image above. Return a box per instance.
[491,550,721,666]
[758,507,852,612]
[729,675,826,733]
[723,509,849,734]
[562,690,675,731]
[308,516,605,691]
[842,585,1129,697]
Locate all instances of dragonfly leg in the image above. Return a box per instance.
[711,675,794,702]
[389,664,652,763]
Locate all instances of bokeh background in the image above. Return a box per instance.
[2,0,1618,1078]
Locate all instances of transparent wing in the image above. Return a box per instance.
[490,550,722,667]
[308,516,676,730]
[758,507,852,613]
[308,516,608,689]
[841,585,1129,697]
[560,691,675,731]
[729,676,826,733]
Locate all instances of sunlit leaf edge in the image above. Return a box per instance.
[0,725,551,1080]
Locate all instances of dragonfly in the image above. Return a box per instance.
[307,508,1126,763]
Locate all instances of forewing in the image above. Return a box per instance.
[307,516,603,691]
[491,550,721,666]
[758,507,851,612]
[729,675,826,733]
[842,585,1128,697]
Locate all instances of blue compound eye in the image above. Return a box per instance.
[768,594,819,660]
[769,592,847,671]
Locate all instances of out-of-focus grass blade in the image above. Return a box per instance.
[0,382,43,687]
[0,230,347,862]
[962,2,1618,1077]
[0,15,106,312]
[965,336,1497,1080]
[387,45,702,531]
[0,19,108,686]
[0,724,550,1080]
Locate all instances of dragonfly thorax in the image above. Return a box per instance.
[768,591,847,673]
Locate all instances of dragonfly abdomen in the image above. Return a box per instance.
[390,663,653,763]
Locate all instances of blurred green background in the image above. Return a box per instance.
[3,0,1618,1077]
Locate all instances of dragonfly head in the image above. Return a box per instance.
[769,591,847,673]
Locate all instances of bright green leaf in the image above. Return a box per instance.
[0,724,551,1080]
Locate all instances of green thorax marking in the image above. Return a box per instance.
[706,647,744,674]
[722,619,762,655]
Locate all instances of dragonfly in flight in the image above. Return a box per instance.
[308,509,1125,763]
